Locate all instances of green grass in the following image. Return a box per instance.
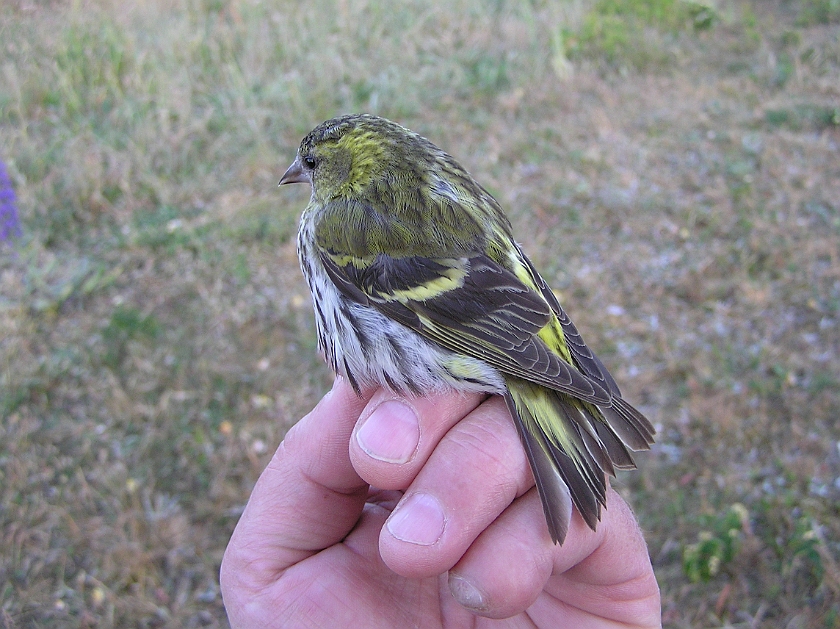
[2,0,840,627]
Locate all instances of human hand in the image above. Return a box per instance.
[220,377,661,627]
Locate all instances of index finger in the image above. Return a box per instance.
[221,378,374,589]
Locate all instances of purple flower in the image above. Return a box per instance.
[0,160,21,243]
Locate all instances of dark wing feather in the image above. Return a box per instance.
[320,251,613,405]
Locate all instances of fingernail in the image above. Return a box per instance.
[386,492,445,545]
[356,400,420,463]
[449,573,488,611]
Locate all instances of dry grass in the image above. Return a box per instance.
[1,0,839,627]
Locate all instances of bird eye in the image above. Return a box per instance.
[302,156,318,169]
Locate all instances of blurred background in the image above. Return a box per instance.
[1,0,838,626]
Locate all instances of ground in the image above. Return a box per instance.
[1,0,839,627]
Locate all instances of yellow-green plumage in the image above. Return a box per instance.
[280,114,655,544]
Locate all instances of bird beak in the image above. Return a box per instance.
[279,158,308,185]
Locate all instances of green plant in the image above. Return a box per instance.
[682,503,748,582]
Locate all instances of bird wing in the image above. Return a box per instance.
[318,249,614,406]
[517,251,622,397]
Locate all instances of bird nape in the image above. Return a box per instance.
[279,113,655,544]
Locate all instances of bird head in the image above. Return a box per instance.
[279,114,432,204]
[280,114,515,257]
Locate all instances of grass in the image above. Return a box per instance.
[1,0,839,626]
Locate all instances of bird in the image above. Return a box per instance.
[279,113,654,544]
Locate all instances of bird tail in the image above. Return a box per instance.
[504,378,654,544]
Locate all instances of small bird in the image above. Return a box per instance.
[280,114,654,544]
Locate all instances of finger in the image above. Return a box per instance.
[544,489,661,627]
[448,488,660,625]
[349,389,485,489]
[378,395,536,577]
[221,378,374,593]
[445,488,587,618]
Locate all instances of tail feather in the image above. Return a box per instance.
[542,434,603,531]
[578,420,617,478]
[552,393,620,480]
[601,397,656,452]
[593,420,636,470]
[551,395,610,505]
[505,382,608,539]
[504,392,573,544]
[505,379,655,544]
